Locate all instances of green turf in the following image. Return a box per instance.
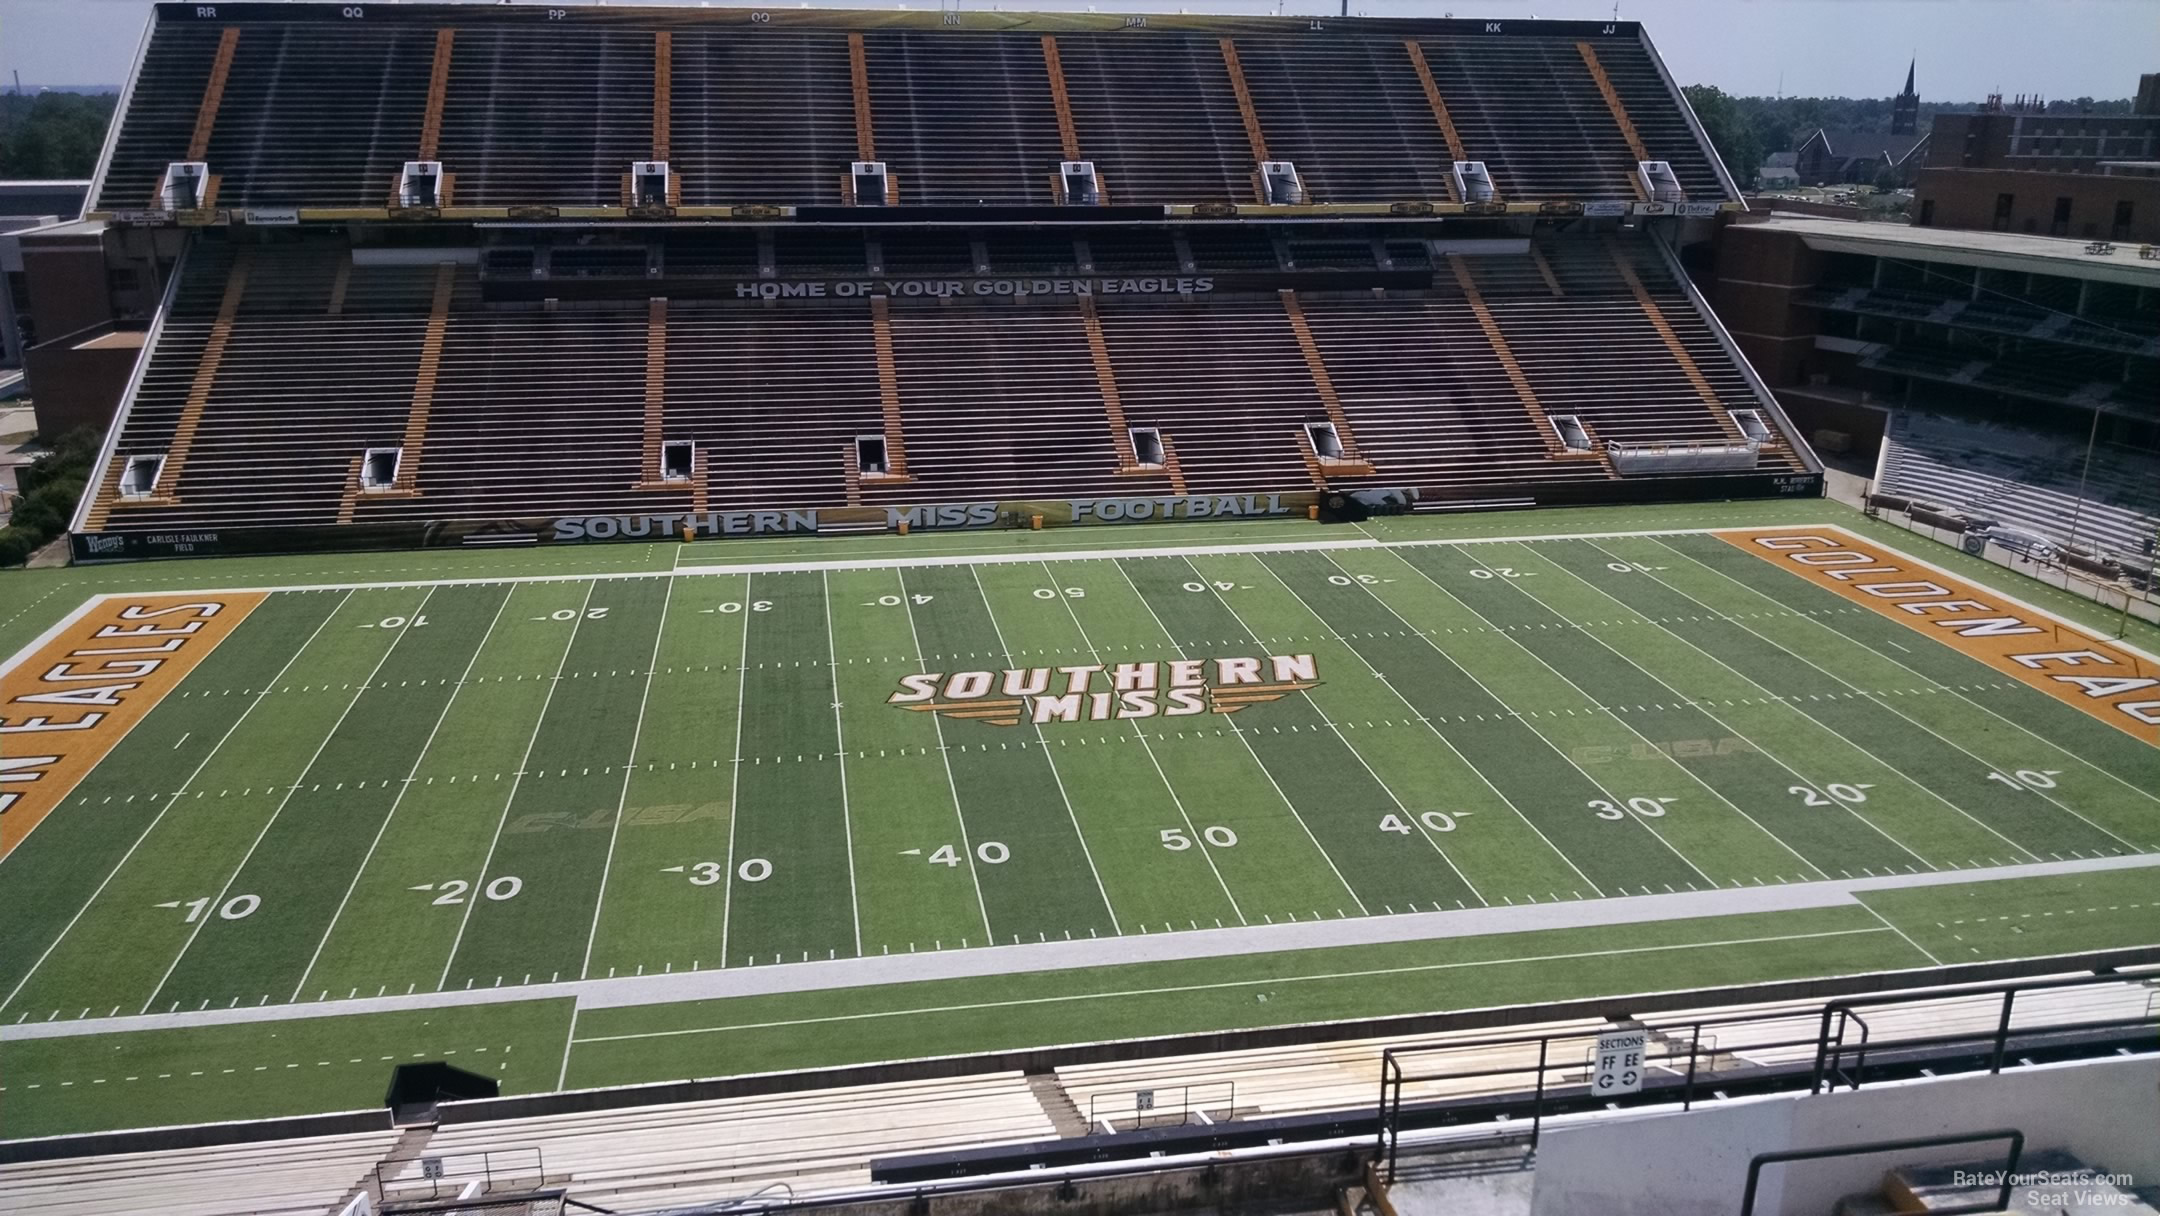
[1857,867,2160,963]
[562,905,1924,1089]
[7,498,2153,664]
[2,502,2154,1138]
[7,527,2156,1015]
[0,999,574,1140]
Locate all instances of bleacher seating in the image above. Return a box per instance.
[77,225,1805,540]
[10,972,2147,1215]
[0,1129,400,1216]
[94,9,1738,214]
[1876,410,2160,561]
[72,2,1815,557]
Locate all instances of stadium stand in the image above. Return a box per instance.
[88,9,1741,214]
[3,973,2152,1214]
[73,221,1808,549]
[65,2,1818,559]
[1875,410,2160,561]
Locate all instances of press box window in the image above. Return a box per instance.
[661,440,694,483]
[120,453,164,498]
[1129,426,1164,468]
[855,434,890,476]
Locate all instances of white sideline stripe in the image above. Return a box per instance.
[571,926,1901,1044]
[5,850,2155,1044]
[15,525,2151,671]
[0,528,1759,624]
[0,594,104,682]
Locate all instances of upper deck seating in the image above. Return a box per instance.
[94,7,1736,214]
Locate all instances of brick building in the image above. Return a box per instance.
[1914,75,2160,242]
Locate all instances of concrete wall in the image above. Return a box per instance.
[1530,1056,2160,1216]
[25,324,143,438]
[1709,224,1821,386]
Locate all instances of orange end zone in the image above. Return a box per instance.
[1716,527,2159,748]
[0,591,266,859]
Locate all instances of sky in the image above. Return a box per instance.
[1,0,2154,100]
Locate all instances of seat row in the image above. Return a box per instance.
[99,16,1728,212]
[82,231,1798,537]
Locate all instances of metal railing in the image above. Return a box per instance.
[375,1147,547,1204]
[1740,1129,2024,1216]
[1085,1082,1236,1133]
[1376,970,2155,1183]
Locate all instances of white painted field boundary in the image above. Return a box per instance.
[13,523,2153,680]
[6,850,2154,1044]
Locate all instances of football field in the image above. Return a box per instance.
[3,518,2157,1136]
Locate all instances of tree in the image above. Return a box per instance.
[0,92,118,179]
[1683,84,1763,190]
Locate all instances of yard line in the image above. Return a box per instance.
[1559,539,2044,866]
[84,526,1842,604]
[717,576,758,967]
[0,591,355,1016]
[821,569,865,958]
[894,569,995,944]
[1035,561,1245,926]
[1239,558,1491,905]
[439,581,597,990]
[1434,546,1851,880]
[1628,537,2143,854]
[142,587,441,1015]
[556,1001,580,1091]
[965,565,1121,932]
[1112,560,1368,915]
[1275,549,1717,892]
[1858,904,1943,966]
[569,926,1897,1044]
[1287,546,1615,898]
[580,575,678,979]
[290,586,514,1001]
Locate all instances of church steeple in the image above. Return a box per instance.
[1892,59,1920,135]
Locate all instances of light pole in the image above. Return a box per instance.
[2122,519,2159,641]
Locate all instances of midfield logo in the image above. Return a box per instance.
[887,655,1322,727]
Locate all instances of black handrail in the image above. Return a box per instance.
[1375,968,2154,1182]
[1739,1129,2023,1216]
